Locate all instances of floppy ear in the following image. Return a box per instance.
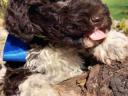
[5,0,45,43]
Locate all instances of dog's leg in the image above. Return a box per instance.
[93,30,128,65]
[19,74,59,96]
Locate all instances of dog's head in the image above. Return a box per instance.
[5,0,111,48]
[58,0,112,48]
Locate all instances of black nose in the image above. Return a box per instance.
[91,16,103,23]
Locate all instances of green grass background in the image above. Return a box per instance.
[102,0,128,20]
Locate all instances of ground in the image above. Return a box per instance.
[52,57,128,96]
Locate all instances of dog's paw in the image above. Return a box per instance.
[93,30,128,65]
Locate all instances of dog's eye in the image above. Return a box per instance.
[90,16,103,23]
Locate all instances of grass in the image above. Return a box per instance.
[102,0,128,20]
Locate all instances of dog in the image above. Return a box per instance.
[1,0,128,96]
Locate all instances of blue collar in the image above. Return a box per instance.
[3,34,28,62]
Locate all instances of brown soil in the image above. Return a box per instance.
[56,58,128,96]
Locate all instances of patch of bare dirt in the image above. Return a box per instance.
[55,58,128,96]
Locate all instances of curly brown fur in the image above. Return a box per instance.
[5,0,111,48]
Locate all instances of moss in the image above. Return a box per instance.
[120,19,128,33]
[112,19,128,34]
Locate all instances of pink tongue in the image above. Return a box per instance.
[89,29,106,40]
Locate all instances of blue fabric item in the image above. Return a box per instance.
[3,34,28,62]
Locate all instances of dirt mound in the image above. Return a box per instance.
[55,58,128,96]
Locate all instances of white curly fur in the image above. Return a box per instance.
[19,74,59,96]
[93,30,128,65]
[25,47,83,84]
